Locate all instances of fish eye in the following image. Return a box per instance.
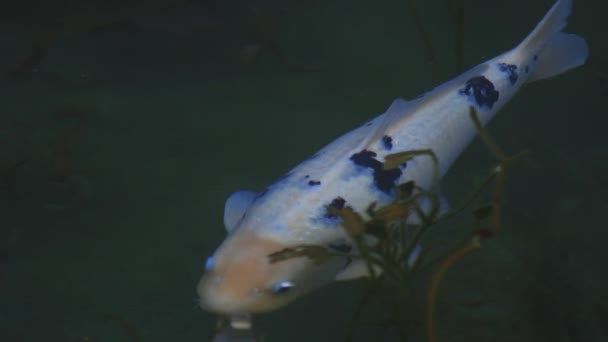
[204,256,215,271]
[272,281,295,294]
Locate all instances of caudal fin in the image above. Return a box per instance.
[518,0,589,82]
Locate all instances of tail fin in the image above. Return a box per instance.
[517,0,588,82]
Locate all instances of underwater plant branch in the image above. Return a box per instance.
[468,107,530,165]
[449,0,466,73]
[330,203,426,282]
[357,239,381,281]
[266,239,399,282]
[344,284,375,342]
[268,245,348,265]
[468,106,530,233]
[384,192,439,268]
[435,108,528,226]
[328,205,383,280]
[384,149,440,191]
[382,149,444,280]
[267,106,525,342]
[354,233,406,282]
[487,151,523,234]
[406,0,442,81]
[468,106,507,160]
[425,235,481,342]
[433,170,497,224]
[384,148,441,219]
[423,107,528,342]
[485,152,527,232]
[345,278,413,342]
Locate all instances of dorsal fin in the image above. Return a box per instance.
[224,190,257,232]
[360,98,417,147]
[358,63,489,149]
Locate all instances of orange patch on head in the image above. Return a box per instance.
[197,229,293,314]
[218,231,285,298]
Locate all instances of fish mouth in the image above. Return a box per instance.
[196,271,264,314]
[196,229,297,314]
[197,272,234,313]
[197,268,300,315]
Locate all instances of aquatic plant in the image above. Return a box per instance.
[239,2,323,73]
[406,0,442,81]
[268,106,526,341]
[407,0,467,80]
[102,313,143,342]
[447,0,466,73]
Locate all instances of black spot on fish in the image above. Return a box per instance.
[304,174,310,178]
[328,242,352,253]
[498,63,518,85]
[350,150,377,168]
[308,180,321,186]
[533,55,539,61]
[330,197,345,210]
[325,197,346,219]
[525,65,529,73]
[382,135,393,150]
[459,76,499,109]
[350,150,402,194]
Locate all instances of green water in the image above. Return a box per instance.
[1,0,607,341]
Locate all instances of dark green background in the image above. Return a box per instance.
[1,0,606,341]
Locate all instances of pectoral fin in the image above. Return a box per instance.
[224,190,257,232]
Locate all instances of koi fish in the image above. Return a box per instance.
[197,0,588,315]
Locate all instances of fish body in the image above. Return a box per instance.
[198,0,588,315]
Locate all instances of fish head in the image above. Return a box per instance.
[197,227,344,315]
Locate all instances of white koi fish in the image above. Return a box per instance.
[197,0,588,315]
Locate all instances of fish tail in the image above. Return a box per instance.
[518,0,589,82]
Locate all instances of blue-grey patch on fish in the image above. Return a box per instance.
[498,63,519,85]
[197,0,589,316]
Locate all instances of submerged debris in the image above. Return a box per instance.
[212,316,261,342]
[103,313,142,342]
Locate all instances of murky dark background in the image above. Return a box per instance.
[0,0,606,341]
